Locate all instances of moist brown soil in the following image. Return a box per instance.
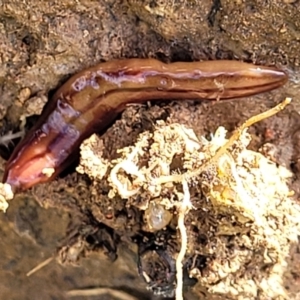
[0,1,300,299]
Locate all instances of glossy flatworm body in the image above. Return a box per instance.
[2,59,288,190]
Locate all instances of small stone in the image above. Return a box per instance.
[0,183,14,213]
[18,87,31,105]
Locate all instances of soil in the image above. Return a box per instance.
[0,0,300,300]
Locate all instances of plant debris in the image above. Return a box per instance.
[75,98,300,299]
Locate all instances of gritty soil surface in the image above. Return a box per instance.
[1,1,300,300]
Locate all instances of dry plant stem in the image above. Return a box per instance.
[175,179,192,300]
[0,130,25,148]
[26,257,54,277]
[172,97,291,299]
[110,136,148,197]
[210,97,292,164]
[66,287,139,300]
[154,97,292,185]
